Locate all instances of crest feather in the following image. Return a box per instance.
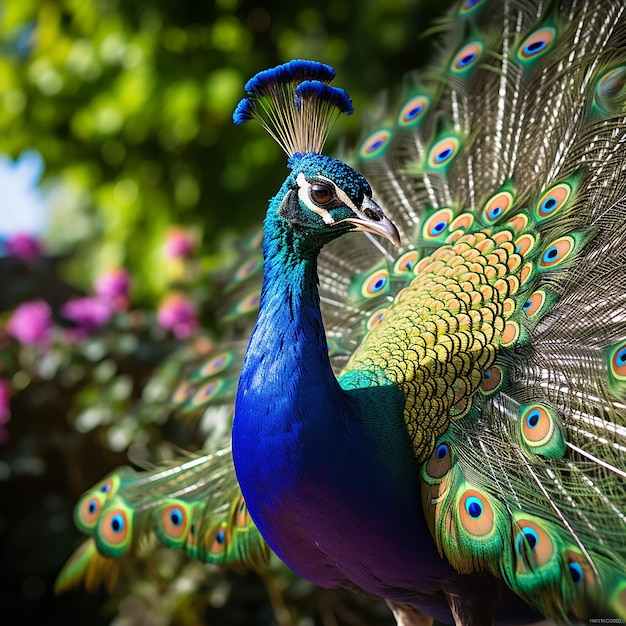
[233,60,353,157]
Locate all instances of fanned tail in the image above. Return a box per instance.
[57,446,270,592]
[333,0,626,620]
[55,538,122,594]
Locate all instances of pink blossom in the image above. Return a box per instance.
[95,267,130,299]
[0,378,10,443]
[164,227,196,259]
[6,300,53,347]
[0,379,10,426]
[61,297,112,331]
[157,293,198,339]
[4,233,43,262]
[61,327,90,344]
[95,268,130,312]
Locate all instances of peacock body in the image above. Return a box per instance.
[57,0,626,624]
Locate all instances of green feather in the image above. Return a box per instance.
[55,539,121,595]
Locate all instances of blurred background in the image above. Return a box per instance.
[0,1,453,624]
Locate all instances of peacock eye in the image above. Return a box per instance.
[309,183,333,205]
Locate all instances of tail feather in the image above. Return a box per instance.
[59,446,270,592]
[55,539,121,594]
[339,0,626,620]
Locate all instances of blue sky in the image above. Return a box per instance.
[0,150,48,242]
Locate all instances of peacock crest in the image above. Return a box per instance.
[232,59,354,158]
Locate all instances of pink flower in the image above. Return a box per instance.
[157,293,198,339]
[95,267,130,299]
[61,297,112,331]
[6,300,53,347]
[61,327,90,343]
[3,233,43,262]
[164,227,196,259]
[0,379,10,444]
[95,268,130,312]
[0,379,10,426]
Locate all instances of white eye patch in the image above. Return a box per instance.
[296,173,358,224]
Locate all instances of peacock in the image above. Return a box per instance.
[56,0,626,624]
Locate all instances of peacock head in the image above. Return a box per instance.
[274,151,400,247]
[234,60,400,250]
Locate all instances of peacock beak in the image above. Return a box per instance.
[339,196,401,246]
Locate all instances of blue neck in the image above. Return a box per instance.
[233,205,359,464]
[231,204,457,613]
[237,202,347,419]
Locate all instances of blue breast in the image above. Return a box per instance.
[233,311,455,618]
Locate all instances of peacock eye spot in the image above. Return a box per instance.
[310,184,333,205]
[110,513,125,533]
[569,561,583,584]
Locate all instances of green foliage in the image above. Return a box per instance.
[1,0,447,304]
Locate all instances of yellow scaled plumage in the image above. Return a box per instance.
[344,229,522,460]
